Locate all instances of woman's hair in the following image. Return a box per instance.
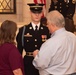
[0,20,17,45]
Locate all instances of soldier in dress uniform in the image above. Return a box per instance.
[16,3,50,75]
[49,0,76,33]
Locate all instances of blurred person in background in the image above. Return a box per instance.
[49,0,76,33]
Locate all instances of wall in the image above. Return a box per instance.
[0,0,76,28]
[0,0,22,22]
[0,0,33,27]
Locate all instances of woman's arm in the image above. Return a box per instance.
[13,68,23,75]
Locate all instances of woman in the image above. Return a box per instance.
[0,20,25,75]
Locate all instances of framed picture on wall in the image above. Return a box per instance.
[0,0,16,14]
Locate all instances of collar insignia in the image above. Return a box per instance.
[29,27,32,29]
[41,27,43,29]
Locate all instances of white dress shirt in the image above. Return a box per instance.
[32,22,40,30]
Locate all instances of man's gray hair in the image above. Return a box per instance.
[46,10,65,27]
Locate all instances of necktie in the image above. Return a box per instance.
[35,25,38,31]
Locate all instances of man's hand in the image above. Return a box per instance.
[33,50,39,57]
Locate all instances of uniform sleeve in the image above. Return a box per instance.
[9,46,24,72]
[16,27,24,54]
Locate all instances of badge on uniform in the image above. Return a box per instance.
[24,33,32,37]
[41,35,47,42]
